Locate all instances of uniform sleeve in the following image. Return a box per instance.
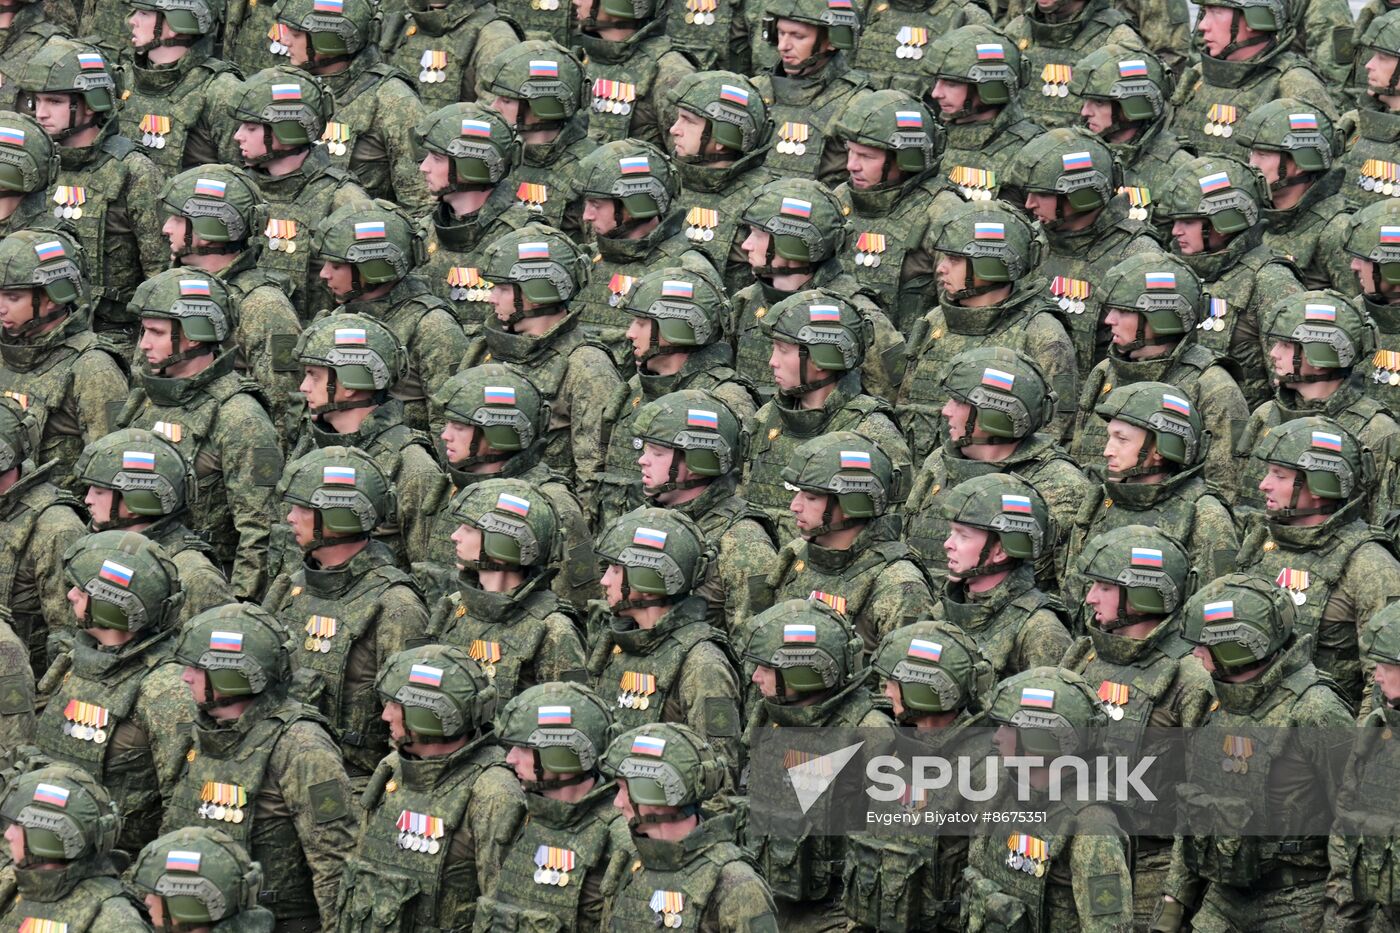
[639,51,698,147]
[192,71,246,168]
[857,303,909,405]
[1325,724,1375,933]
[173,552,236,622]
[467,19,523,101]
[855,412,913,503]
[863,562,936,652]
[234,284,303,432]
[1025,310,1080,446]
[411,308,469,416]
[706,861,781,933]
[1300,0,1357,87]
[375,584,430,670]
[1067,819,1134,933]
[394,443,446,573]
[1278,65,1342,122]
[715,518,778,634]
[545,482,602,610]
[72,350,129,443]
[1194,365,1250,506]
[677,640,745,786]
[135,664,197,798]
[561,345,623,515]
[1016,609,1073,671]
[0,621,34,765]
[211,394,283,600]
[1115,0,1192,74]
[464,765,528,901]
[535,614,588,684]
[374,81,433,215]
[122,151,171,278]
[1185,495,1240,582]
[32,504,87,641]
[89,896,158,933]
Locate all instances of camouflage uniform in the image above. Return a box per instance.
[129,826,278,931]
[851,0,990,94]
[0,111,63,237]
[662,0,750,71]
[1342,198,1400,419]
[222,0,281,71]
[0,606,34,764]
[497,0,572,45]
[36,530,195,854]
[164,604,359,931]
[1338,11,1400,212]
[379,0,521,111]
[1103,0,1191,77]
[0,1,72,111]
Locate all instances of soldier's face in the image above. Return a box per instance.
[182,666,214,704]
[1374,661,1400,702]
[490,284,532,322]
[775,20,829,73]
[1259,463,1325,515]
[161,215,217,261]
[1190,645,1218,673]
[285,503,318,547]
[883,679,906,716]
[1102,418,1154,474]
[1023,192,1063,225]
[4,824,23,864]
[320,260,358,299]
[0,288,40,331]
[1247,149,1288,187]
[941,397,980,441]
[625,315,665,358]
[945,521,1008,579]
[751,663,783,698]
[66,585,89,624]
[583,197,621,237]
[935,252,970,297]
[450,522,483,564]
[1104,306,1151,348]
[418,152,453,198]
[128,10,173,48]
[32,93,88,137]
[846,142,894,190]
[1267,339,1328,382]
[141,896,176,931]
[929,79,971,116]
[299,365,334,410]
[84,486,130,526]
[139,318,185,367]
[768,339,805,391]
[1352,257,1385,295]
[1366,51,1400,97]
[1080,99,1116,135]
[613,780,639,819]
[381,700,410,743]
[281,25,313,67]
[1198,5,1258,58]
[1170,219,1208,255]
[790,489,841,535]
[440,420,489,465]
[638,441,692,490]
[601,563,628,607]
[235,121,274,162]
[992,724,1019,756]
[668,109,708,159]
[1084,580,1124,626]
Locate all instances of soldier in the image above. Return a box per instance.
[844,620,993,933]
[462,223,622,515]
[732,178,907,404]
[283,313,440,572]
[1063,525,1215,927]
[1340,11,1400,212]
[1343,198,1400,416]
[587,506,745,786]
[921,25,1043,204]
[263,447,428,782]
[903,347,1093,591]
[120,269,282,601]
[0,228,127,489]
[0,763,150,932]
[0,605,35,766]
[129,826,278,932]
[16,37,166,343]
[165,602,358,932]
[478,39,597,236]
[476,682,631,931]
[906,198,1078,445]
[1005,127,1158,379]
[0,395,85,674]
[633,389,777,633]
[379,0,522,112]
[1167,573,1353,933]
[738,597,893,930]
[595,266,756,528]
[667,72,777,294]
[851,0,990,95]
[1235,99,1352,291]
[1167,0,1336,160]
[1235,416,1400,705]
[749,0,869,186]
[413,101,530,331]
[417,363,596,609]
[1071,43,1190,197]
[1154,153,1305,407]
[1072,252,1251,506]
[424,477,588,705]
[831,89,959,334]
[961,667,1134,933]
[573,0,697,146]
[312,197,467,432]
[742,289,911,540]
[338,643,527,932]
[0,111,63,235]
[74,428,234,621]
[157,165,303,426]
[1236,290,1400,525]
[932,472,1073,678]
[118,0,242,174]
[662,0,750,72]
[0,1,72,109]
[37,530,195,853]
[1068,382,1241,596]
[500,0,572,45]
[221,0,279,71]
[768,432,933,655]
[599,722,780,930]
[229,66,372,318]
[274,0,432,212]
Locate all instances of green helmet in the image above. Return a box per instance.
[0,228,84,310]
[313,199,424,290]
[127,0,223,44]
[0,763,120,862]
[1234,98,1337,177]
[781,431,895,533]
[872,620,992,720]
[573,140,677,224]
[594,506,711,599]
[760,0,861,53]
[159,164,266,248]
[620,267,726,364]
[16,38,119,130]
[600,723,727,809]
[75,429,192,527]
[922,25,1023,111]
[412,103,519,192]
[434,363,549,465]
[275,0,376,59]
[1099,251,1204,352]
[1251,415,1364,511]
[760,288,869,386]
[1007,127,1119,215]
[930,199,1042,289]
[495,682,614,783]
[1154,155,1264,238]
[1260,289,1374,377]
[480,223,589,311]
[1359,10,1400,97]
[1344,199,1400,290]
[295,313,406,402]
[1070,44,1171,126]
[479,40,584,128]
[0,395,34,473]
[228,66,334,150]
[1181,572,1294,673]
[1361,599,1400,666]
[277,446,393,544]
[448,477,558,570]
[938,472,1049,571]
[129,269,236,370]
[939,346,1054,442]
[985,667,1105,757]
[62,530,182,634]
[833,89,941,177]
[579,0,658,28]
[742,597,863,699]
[1199,0,1288,34]
[1075,524,1192,627]
[671,72,769,156]
[739,177,847,269]
[1094,380,1204,475]
[375,643,496,740]
[172,603,290,698]
[0,111,57,194]
[131,828,264,928]
[632,389,742,485]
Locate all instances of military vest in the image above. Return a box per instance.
[1190,244,1286,407]
[381,3,515,110]
[118,58,237,174]
[499,0,571,44]
[1260,179,1347,290]
[256,162,362,320]
[754,67,866,182]
[853,0,989,93]
[1116,124,1190,197]
[1009,5,1136,129]
[1334,711,1400,908]
[1170,53,1321,159]
[316,63,414,197]
[433,587,581,704]
[0,478,78,624]
[572,221,690,362]
[166,703,321,919]
[338,745,500,932]
[940,575,1061,680]
[1,875,134,933]
[663,0,743,70]
[421,196,528,338]
[606,837,746,932]
[1363,297,1400,419]
[1341,107,1400,211]
[0,330,122,474]
[0,19,65,111]
[582,38,666,143]
[52,135,146,327]
[941,112,1044,204]
[223,0,280,73]
[344,280,456,432]
[672,161,774,292]
[837,180,944,314]
[512,133,595,232]
[772,535,923,653]
[592,615,724,731]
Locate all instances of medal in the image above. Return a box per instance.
[1203,103,1238,139]
[397,810,444,853]
[447,266,488,302]
[1373,349,1400,388]
[619,671,657,710]
[1275,568,1310,606]
[1097,681,1129,722]
[684,0,716,25]
[1007,834,1047,877]
[591,78,636,116]
[854,231,886,268]
[651,891,685,929]
[684,207,718,243]
[1222,735,1253,774]
[534,845,576,885]
[63,699,110,743]
[419,49,448,85]
[1119,185,1151,222]
[1050,275,1090,315]
[51,185,87,221]
[321,122,351,157]
[140,114,171,150]
[304,615,337,653]
[268,22,289,55]
[469,640,502,680]
[264,218,299,253]
[200,782,247,822]
[1040,63,1071,97]
[776,121,810,157]
[1360,159,1400,197]
[515,181,548,214]
[950,165,996,201]
[895,25,929,59]
[608,273,634,307]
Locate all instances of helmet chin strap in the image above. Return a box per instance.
[779,44,835,78]
[171,220,241,259]
[519,748,593,793]
[134,13,198,56]
[751,233,812,284]
[1094,101,1142,140]
[605,199,652,240]
[612,572,672,614]
[643,442,710,496]
[1267,155,1316,197]
[628,806,699,834]
[301,509,368,555]
[454,426,514,468]
[89,497,151,532]
[1094,584,1156,632]
[954,533,1016,580]
[1215,8,1275,59]
[244,124,309,167]
[1267,468,1338,521]
[1111,310,1178,357]
[928,84,997,124]
[677,114,735,165]
[150,324,217,375]
[778,347,839,398]
[1106,435,1171,481]
[949,402,990,449]
[309,367,382,416]
[635,319,689,369]
[500,284,564,329]
[47,94,103,143]
[504,101,564,136]
[798,492,863,539]
[7,291,67,339]
[1276,341,1344,385]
